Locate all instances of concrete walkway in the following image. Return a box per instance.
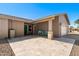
[8,36,75,56]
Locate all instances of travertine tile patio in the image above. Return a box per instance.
[8,36,75,56]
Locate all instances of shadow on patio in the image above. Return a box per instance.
[7,35,48,43]
[63,34,79,40]
[63,34,79,46]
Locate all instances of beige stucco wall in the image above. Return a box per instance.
[36,21,48,31]
[33,21,48,35]
[0,18,8,39]
[53,16,60,37]
[8,20,24,37]
[59,15,69,36]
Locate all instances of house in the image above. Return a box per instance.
[69,27,79,32]
[0,14,32,39]
[0,13,70,40]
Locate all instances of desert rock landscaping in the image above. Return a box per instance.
[0,39,15,56]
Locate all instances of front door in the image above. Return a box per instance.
[24,24,29,35]
[24,24,33,35]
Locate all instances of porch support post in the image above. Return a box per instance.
[33,24,35,35]
[48,19,53,40]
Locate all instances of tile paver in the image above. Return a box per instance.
[8,36,75,56]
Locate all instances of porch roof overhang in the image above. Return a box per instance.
[0,13,70,25]
[32,13,70,25]
[0,14,33,23]
[63,14,70,25]
[32,16,55,24]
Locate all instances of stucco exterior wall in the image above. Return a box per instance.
[53,16,60,37]
[36,21,48,31]
[0,18,8,39]
[8,20,24,37]
[59,15,69,36]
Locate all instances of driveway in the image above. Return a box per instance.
[64,31,79,56]
[8,35,75,56]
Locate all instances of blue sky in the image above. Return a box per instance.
[0,3,79,27]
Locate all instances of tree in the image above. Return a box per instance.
[74,19,79,28]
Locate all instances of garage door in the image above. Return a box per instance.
[0,19,8,39]
[61,25,67,36]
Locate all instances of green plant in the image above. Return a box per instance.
[74,19,79,28]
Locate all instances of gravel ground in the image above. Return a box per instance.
[70,40,79,56]
[0,39,15,56]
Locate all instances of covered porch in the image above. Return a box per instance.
[32,16,60,40]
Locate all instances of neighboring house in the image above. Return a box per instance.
[0,13,70,40]
[69,27,79,32]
